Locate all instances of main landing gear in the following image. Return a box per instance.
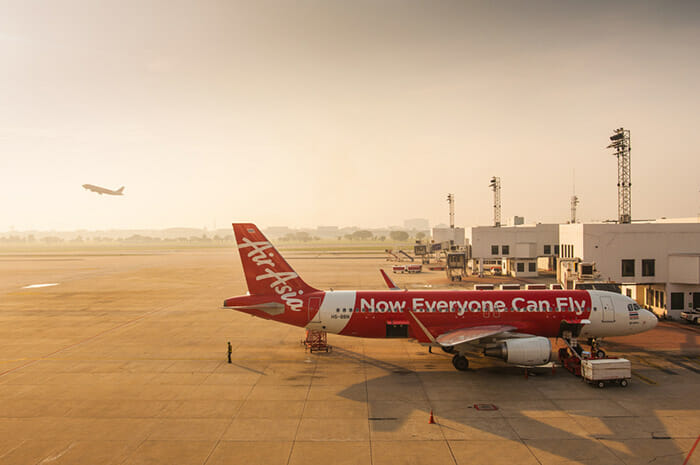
[452,354,469,371]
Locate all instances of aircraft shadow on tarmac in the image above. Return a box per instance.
[329,346,689,464]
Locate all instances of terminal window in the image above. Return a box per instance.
[671,292,684,310]
[491,245,498,255]
[528,262,536,272]
[621,259,635,277]
[554,244,560,256]
[502,245,510,255]
[642,259,655,277]
[517,262,525,272]
[544,244,551,255]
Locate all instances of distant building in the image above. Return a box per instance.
[263,226,293,238]
[471,224,559,278]
[404,218,430,230]
[513,216,525,226]
[559,221,700,319]
[432,227,466,247]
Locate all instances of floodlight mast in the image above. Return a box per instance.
[607,128,631,224]
[446,193,455,228]
[489,177,501,227]
[570,195,579,223]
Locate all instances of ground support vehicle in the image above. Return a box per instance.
[303,330,331,353]
[581,358,631,388]
[681,310,700,325]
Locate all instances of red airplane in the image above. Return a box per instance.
[224,223,657,370]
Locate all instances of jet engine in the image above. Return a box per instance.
[483,337,551,366]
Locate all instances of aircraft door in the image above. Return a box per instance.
[308,297,322,323]
[601,295,615,322]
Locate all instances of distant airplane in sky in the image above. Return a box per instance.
[224,223,658,371]
[82,184,124,196]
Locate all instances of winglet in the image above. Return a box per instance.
[380,269,400,290]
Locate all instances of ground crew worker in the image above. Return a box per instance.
[227,341,232,363]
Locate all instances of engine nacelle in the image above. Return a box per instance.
[483,337,551,366]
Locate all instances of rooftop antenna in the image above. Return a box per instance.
[607,128,631,223]
[489,177,501,227]
[570,169,579,224]
[446,193,455,228]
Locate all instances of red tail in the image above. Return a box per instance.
[232,224,318,306]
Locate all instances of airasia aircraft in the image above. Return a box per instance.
[224,224,657,370]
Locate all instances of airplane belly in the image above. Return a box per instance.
[306,291,356,334]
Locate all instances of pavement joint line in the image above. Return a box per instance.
[362,339,374,465]
[414,347,458,465]
[631,371,657,385]
[201,353,267,465]
[0,296,200,379]
[285,354,318,465]
[636,356,678,375]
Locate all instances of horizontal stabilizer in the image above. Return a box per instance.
[223,301,285,316]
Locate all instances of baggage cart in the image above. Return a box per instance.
[581,358,631,388]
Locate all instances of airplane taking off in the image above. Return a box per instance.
[82,184,124,196]
[224,223,658,371]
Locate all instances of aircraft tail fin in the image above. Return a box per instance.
[232,223,318,297]
[116,186,125,194]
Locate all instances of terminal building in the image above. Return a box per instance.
[470,223,559,277]
[559,221,700,319]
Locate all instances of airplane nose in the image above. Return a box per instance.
[643,309,658,329]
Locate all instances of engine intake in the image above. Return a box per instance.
[483,337,551,366]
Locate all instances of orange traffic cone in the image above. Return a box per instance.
[428,410,435,424]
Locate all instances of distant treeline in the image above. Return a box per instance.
[0,227,429,245]
[0,234,235,245]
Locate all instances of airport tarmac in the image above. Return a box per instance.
[1,248,699,465]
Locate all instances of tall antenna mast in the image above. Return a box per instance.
[570,169,579,223]
[489,177,501,227]
[607,127,631,223]
[446,193,455,228]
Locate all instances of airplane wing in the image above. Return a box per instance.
[406,310,518,347]
[436,325,518,347]
[379,269,400,290]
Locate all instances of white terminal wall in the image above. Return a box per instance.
[558,223,700,284]
[471,224,559,258]
[668,255,700,285]
[432,227,466,247]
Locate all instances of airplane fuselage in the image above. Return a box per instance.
[224,288,655,342]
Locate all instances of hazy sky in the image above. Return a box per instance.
[1,0,699,231]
